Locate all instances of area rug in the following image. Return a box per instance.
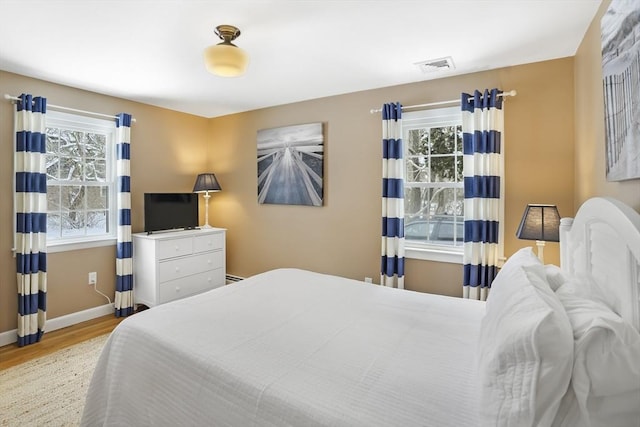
[0,334,108,426]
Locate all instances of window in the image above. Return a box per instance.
[45,111,117,251]
[403,106,464,263]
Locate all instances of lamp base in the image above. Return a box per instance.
[202,192,212,229]
[201,224,212,229]
[535,240,546,263]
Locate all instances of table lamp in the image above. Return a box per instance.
[193,173,221,228]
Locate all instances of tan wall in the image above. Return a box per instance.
[574,0,640,211]
[1,48,601,335]
[0,71,211,334]
[209,58,576,296]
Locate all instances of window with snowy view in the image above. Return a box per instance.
[45,111,116,245]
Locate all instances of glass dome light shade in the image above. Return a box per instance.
[204,42,248,77]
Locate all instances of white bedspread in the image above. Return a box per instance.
[82,268,485,426]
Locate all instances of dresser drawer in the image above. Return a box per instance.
[193,232,224,253]
[158,251,224,282]
[158,269,225,304]
[157,237,193,260]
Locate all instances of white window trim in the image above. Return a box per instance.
[47,237,116,253]
[405,244,463,264]
[402,106,505,266]
[44,111,117,252]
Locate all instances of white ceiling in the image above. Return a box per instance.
[0,0,602,118]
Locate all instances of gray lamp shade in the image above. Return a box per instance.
[193,173,221,193]
[516,204,561,242]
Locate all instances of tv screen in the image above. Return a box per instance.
[144,193,199,233]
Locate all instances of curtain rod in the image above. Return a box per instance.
[369,89,517,114]
[3,94,137,123]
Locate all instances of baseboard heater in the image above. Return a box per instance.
[225,274,245,284]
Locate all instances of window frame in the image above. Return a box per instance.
[44,111,117,252]
[402,106,504,265]
[402,106,464,263]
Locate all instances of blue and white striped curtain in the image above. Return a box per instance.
[15,94,48,346]
[381,102,405,288]
[115,113,134,317]
[461,89,504,301]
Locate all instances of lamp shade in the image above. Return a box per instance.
[516,204,561,242]
[204,43,248,77]
[193,173,222,193]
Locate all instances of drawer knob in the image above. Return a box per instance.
[175,246,179,251]
[175,286,181,292]
[175,267,180,272]
[207,277,212,282]
[207,259,212,264]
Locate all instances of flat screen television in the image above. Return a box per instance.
[144,193,199,233]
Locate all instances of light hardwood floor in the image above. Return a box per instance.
[0,314,125,371]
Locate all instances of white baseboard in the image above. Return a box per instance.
[0,303,114,347]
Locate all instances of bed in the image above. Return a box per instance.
[81,197,640,427]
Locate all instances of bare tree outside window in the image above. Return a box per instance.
[45,112,115,242]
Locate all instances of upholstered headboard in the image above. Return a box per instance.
[559,197,640,332]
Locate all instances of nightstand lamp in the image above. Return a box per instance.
[193,173,222,229]
[516,204,561,263]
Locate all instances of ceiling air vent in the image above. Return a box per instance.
[415,56,455,73]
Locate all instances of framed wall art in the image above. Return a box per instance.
[257,122,324,206]
[601,0,640,181]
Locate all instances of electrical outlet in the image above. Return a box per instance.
[364,277,372,283]
[88,272,97,285]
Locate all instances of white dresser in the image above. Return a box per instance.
[133,228,226,307]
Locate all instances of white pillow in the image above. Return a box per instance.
[478,249,574,427]
[556,278,640,427]
[497,247,542,278]
[544,264,566,291]
[556,272,617,312]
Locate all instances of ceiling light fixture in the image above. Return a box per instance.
[203,25,248,77]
